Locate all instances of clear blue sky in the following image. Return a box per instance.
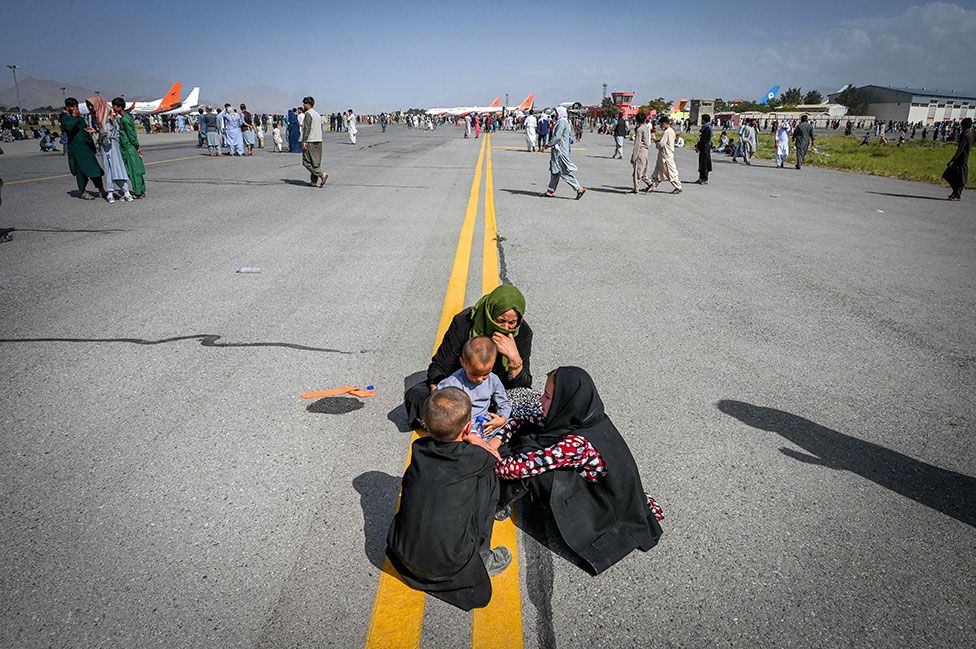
[2,0,974,112]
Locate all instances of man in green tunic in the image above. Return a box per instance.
[112,97,146,198]
[59,97,106,199]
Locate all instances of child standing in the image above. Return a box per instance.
[272,123,283,152]
[386,388,512,610]
[437,336,511,436]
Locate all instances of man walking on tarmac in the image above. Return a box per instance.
[301,96,328,187]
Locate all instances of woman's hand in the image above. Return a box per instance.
[492,332,520,365]
[84,127,96,134]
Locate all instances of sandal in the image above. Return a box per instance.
[80,192,95,200]
[541,191,555,198]
[575,188,586,200]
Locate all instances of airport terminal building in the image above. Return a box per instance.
[829,85,975,123]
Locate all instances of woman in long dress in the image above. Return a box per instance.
[88,96,132,202]
[775,121,792,168]
[542,106,585,199]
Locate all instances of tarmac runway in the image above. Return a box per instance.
[1,124,974,649]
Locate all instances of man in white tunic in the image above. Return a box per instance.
[523,110,537,151]
[346,109,358,145]
[648,115,682,193]
[775,121,792,168]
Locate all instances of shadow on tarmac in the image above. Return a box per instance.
[0,334,361,354]
[306,396,364,414]
[500,188,571,200]
[352,471,401,569]
[717,399,976,528]
[0,227,126,235]
[865,190,947,202]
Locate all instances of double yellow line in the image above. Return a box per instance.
[363,134,523,648]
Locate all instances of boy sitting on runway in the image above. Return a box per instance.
[386,387,512,610]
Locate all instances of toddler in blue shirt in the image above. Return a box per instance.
[437,336,511,436]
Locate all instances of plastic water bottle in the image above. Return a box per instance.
[235,267,261,273]
[475,414,489,434]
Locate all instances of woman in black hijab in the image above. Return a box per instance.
[492,366,663,574]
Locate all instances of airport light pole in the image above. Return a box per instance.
[505,93,509,107]
[6,64,22,119]
[60,86,67,102]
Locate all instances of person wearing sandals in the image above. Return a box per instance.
[487,367,664,575]
[543,106,585,199]
[60,97,107,200]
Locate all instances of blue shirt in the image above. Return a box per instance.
[437,368,512,429]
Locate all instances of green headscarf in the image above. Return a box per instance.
[469,285,526,370]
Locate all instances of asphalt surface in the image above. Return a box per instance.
[1,125,974,649]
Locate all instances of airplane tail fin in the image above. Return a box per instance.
[159,81,182,110]
[184,87,200,108]
[489,97,502,107]
[757,85,780,105]
[517,94,534,110]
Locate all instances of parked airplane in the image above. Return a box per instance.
[439,95,535,117]
[160,87,201,115]
[756,85,781,105]
[426,97,500,116]
[78,81,183,115]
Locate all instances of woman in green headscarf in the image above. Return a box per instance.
[403,284,533,427]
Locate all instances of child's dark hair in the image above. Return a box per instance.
[422,387,472,441]
[462,336,496,366]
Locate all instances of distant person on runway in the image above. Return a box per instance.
[612,115,628,159]
[694,114,713,185]
[464,114,471,138]
[60,97,107,200]
[89,96,133,203]
[346,109,358,144]
[473,113,481,139]
[536,111,549,152]
[196,108,206,147]
[775,120,792,168]
[203,107,221,156]
[489,367,664,575]
[287,109,301,152]
[943,117,972,201]
[523,110,537,151]
[648,115,681,194]
[240,104,255,156]
[380,112,388,132]
[222,108,245,156]
[793,115,815,169]
[739,118,757,165]
[113,98,146,199]
[300,96,329,188]
[543,106,585,199]
[629,112,652,193]
[272,122,283,152]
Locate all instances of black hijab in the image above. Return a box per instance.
[512,366,663,574]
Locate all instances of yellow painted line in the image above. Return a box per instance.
[363,135,488,649]
[4,155,201,186]
[481,135,499,297]
[472,134,524,648]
